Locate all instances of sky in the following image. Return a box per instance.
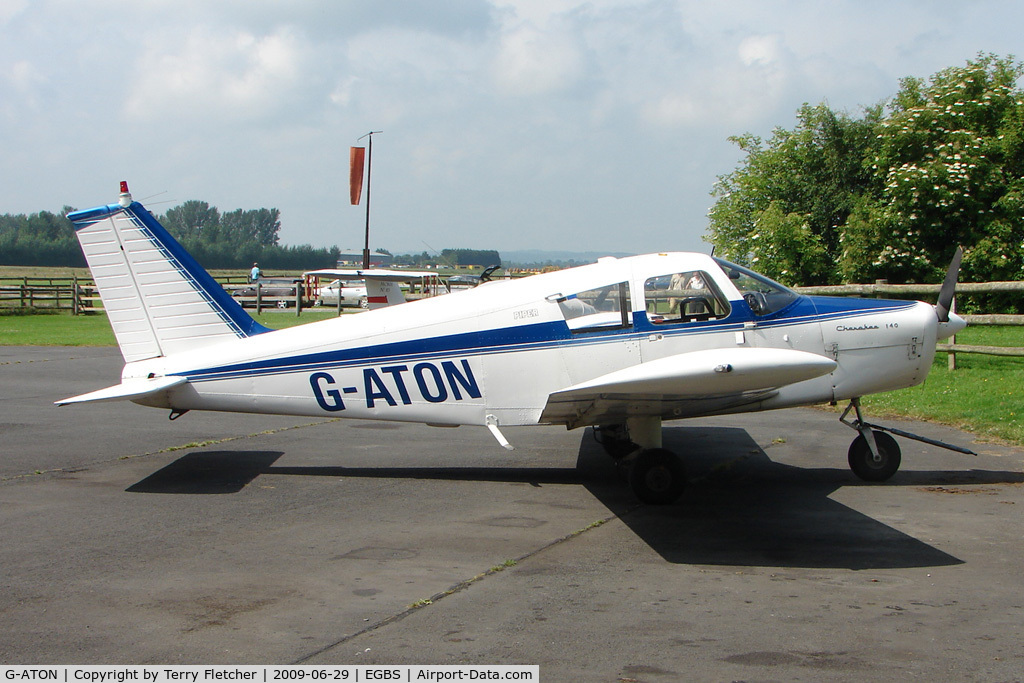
[2,0,1022,256]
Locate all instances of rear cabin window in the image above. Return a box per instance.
[558,282,632,333]
[644,271,730,324]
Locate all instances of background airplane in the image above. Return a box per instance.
[303,268,443,310]
[57,183,968,504]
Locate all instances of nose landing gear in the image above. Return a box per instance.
[840,397,976,482]
[840,399,902,481]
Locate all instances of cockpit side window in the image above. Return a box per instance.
[713,257,799,316]
[644,270,730,324]
[557,281,632,333]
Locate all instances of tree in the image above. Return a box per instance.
[162,200,220,243]
[440,248,501,267]
[707,54,1024,287]
[708,103,879,285]
[841,54,1024,284]
[219,208,281,247]
[0,200,329,270]
[0,210,84,267]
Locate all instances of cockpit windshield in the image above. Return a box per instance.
[713,257,800,317]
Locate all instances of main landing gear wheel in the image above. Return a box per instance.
[848,430,901,482]
[629,448,686,505]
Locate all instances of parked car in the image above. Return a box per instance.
[230,278,300,308]
[317,279,369,308]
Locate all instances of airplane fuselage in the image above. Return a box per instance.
[120,252,941,430]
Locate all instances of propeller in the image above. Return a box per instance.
[935,246,963,323]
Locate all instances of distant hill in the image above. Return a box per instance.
[501,249,635,268]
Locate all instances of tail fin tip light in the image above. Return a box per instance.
[118,181,132,208]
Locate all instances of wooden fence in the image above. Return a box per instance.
[794,280,1024,365]
[0,277,93,314]
[3,275,1021,364]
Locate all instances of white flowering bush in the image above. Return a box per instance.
[709,54,1024,289]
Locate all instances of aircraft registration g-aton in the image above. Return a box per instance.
[58,183,970,504]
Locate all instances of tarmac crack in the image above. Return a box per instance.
[292,511,633,664]
[0,356,90,366]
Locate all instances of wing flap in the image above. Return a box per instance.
[55,375,187,406]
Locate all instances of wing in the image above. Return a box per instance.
[540,347,837,429]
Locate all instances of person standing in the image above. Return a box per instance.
[249,262,261,283]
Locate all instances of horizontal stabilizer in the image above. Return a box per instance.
[55,375,187,406]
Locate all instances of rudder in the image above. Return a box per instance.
[68,183,269,362]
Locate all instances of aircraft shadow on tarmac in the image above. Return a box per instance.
[126,426,1024,571]
[126,451,286,494]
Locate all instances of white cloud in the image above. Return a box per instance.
[2,0,1024,255]
[491,22,585,96]
[738,34,783,67]
[8,59,43,91]
[124,25,307,123]
[0,0,28,25]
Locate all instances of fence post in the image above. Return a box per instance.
[256,282,263,315]
[295,284,302,317]
[72,276,79,316]
[948,298,958,371]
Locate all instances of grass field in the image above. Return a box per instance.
[0,308,346,346]
[860,329,1024,445]
[1,311,1021,446]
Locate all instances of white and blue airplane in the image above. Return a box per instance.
[57,183,969,504]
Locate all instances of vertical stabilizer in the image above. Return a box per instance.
[364,276,407,310]
[68,186,269,362]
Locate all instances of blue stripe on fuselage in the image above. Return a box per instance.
[175,294,918,383]
[183,320,570,383]
[803,295,917,317]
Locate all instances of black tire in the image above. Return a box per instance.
[848,431,902,482]
[629,448,686,505]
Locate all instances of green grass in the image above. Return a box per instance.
[2,311,1022,446]
[0,308,352,346]
[0,312,117,346]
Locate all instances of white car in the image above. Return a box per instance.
[318,279,369,308]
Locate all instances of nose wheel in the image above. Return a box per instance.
[840,399,903,482]
[847,430,902,481]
